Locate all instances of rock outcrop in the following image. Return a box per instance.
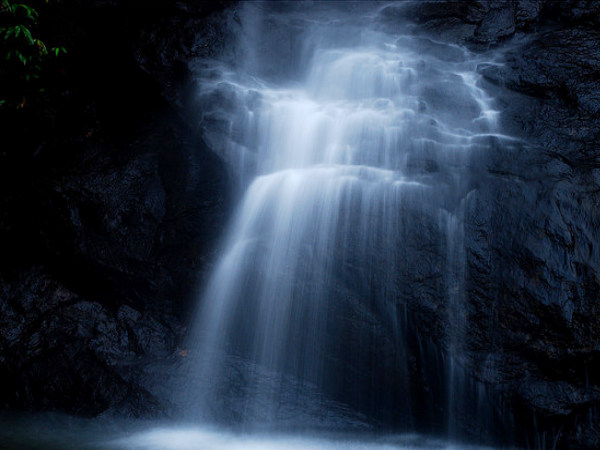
[377,2,600,448]
[0,0,229,417]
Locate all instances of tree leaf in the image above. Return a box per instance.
[22,25,33,44]
[35,39,47,55]
[13,4,38,20]
[51,46,66,57]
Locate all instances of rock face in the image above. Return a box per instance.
[376,2,600,449]
[0,1,229,417]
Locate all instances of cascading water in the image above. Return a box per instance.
[183,1,512,442]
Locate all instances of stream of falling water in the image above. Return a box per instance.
[182,1,509,440]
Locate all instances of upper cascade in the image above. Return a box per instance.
[197,3,502,182]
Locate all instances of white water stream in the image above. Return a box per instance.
[183,0,510,441]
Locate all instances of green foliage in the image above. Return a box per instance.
[0,0,65,110]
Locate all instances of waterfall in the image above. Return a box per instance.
[183,1,509,437]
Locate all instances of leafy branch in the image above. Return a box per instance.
[0,0,66,109]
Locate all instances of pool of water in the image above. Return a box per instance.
[0,414,510,450]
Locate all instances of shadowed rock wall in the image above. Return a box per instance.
[0,0,230,417]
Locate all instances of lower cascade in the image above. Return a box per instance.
[182,1,514,443]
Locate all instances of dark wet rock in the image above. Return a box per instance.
[0,0,229,417]
[0,269,145,415]
[474,6,516,43]
[379,1,473,26]
[377,0,598,49]
[443,2,600,447]
[132,3,239,117]
[515,1,543,26]
[0,258,199,416]
[367,1,600,447]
